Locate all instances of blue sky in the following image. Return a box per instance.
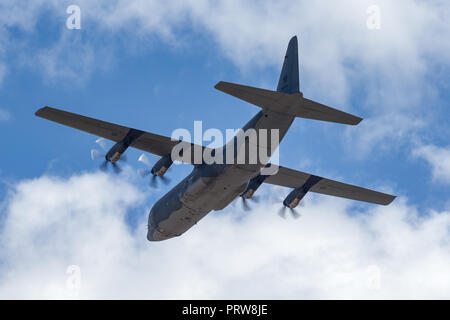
[0,1,446,212]
[0,0,449,299]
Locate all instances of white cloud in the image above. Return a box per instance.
[31,31,97,85]
[345,113,425,157]
[414,144,450,183]
[0,1,448,299]
[0,0,448,154]
[0,172,449,299]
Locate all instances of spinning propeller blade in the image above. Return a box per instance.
[95,138,108,152]
[138,153,171,188]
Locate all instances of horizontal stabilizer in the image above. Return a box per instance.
[215,81,362,125]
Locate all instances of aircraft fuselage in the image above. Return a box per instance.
[147,110,294,241]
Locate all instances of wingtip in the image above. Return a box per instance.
[343,116,363,125]
[35,106,49,117]
[353,117,363,125]
[383,195,397,206]
[214,81,229,91]
[390,195,397,203]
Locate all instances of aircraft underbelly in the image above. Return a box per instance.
[148,110,295,241]
[149,166,255,241]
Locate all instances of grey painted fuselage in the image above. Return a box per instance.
[147,109,294,241]
[148,35,300,241]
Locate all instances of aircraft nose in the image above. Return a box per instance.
[147,202,177,241]
[147,224,171,242]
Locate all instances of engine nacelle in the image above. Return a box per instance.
[240,174,267,199]
[106,141,127,163]
[105,129,143,163]
[283,175,323,208]
[283,189,307,209]
[151,154,173,176]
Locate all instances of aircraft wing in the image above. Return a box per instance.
[35,106,209,162]
[264,166,395,205]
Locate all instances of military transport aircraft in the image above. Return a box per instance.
[35,36,395,241]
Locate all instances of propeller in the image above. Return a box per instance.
[90,138,125,174]
[277,205,301,219]
[271,195,303,219]
[100,160,122,174]
[138,154,171,188]
[90,138,108,160]
[95,138,108,152]
[233,195,260,211]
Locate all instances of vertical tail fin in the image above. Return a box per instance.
[277,36,299,94]
[215,35,363,125]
